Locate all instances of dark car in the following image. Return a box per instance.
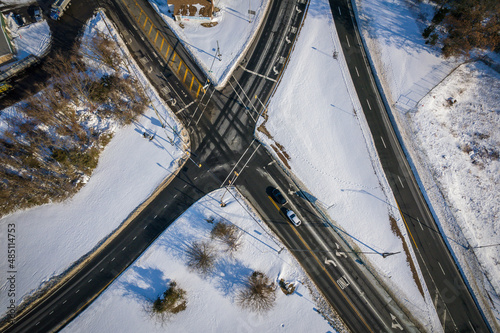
[14,14,24,26]
[271,188,286,205]
[33,6,43,22]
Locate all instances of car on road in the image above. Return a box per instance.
[271,188,286,205]
[286,209,301,227]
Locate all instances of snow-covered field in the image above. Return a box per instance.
[0,11,185,317]
[354,0,500,328]
[63,188,339,333]
[148,0,269,87]
[409,61,500,317]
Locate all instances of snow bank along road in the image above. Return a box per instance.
[329,0,491,332]
[3,0,438,333]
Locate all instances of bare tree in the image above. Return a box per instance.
[185,240,217,275]
[237,271,276,312]
[211,221,242,254]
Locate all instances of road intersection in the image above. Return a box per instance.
[1,0,492,332]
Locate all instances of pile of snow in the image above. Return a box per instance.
[63,189,338,333]
[148,0,269,87]
[0,11,185,317]
[256,0,439,329]
[354,0,500,327]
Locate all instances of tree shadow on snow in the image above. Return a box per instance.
[214,257,252,298]
[119,266,170,301]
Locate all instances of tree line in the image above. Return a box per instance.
[423,0,500,57]
[0,32,147,217]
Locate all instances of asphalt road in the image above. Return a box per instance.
[328,0,491,332]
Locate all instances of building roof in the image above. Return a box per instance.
[170,0,213,18]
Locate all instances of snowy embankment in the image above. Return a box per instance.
[148,0,269,87]
[354,0,500,327]
[63,188,340,333]
[0,11,185,317]
[255,0,440,329]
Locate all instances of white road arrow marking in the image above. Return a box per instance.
[335,250,348,258]
[324,257,337,267]
[390,313,404,330]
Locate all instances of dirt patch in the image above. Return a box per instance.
[201,22,218,28]
[271,144,291,169]
[389,216,425,297]
[257,122,272,138]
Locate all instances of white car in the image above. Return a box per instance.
[286,209,301,227]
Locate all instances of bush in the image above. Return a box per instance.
[422,25,434,39]
[52,149,68,163]
[68,147,99,172]
[151,281,187,319]
[185,240,217,275]
[210,221,242,253]
[237,271,276,312]
[278,278,296,295]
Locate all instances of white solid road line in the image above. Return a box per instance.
[438,261,446,275]
[469,321,477,333]
[380,136,387,148]
[398,175,405,188]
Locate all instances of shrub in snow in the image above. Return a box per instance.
[185,240,217,275]
[237,271,276,313]
[151,281,187,320]
[278,278,296,295]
